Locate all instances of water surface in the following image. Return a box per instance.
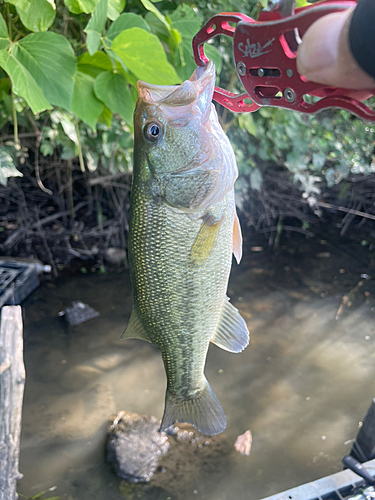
[18,231,375,500]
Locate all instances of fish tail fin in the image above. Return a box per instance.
[160,378,226,436]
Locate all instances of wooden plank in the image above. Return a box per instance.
[0,306,25,500]
[351,398,375,462]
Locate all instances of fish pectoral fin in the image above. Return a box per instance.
[121,308,151,342]
[211,297,249,353]
[160,378,226,436]
[232,210,243,264]
[189,213,223,267]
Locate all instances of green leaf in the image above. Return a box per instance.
[0,50,51,114]
[105,13,150,47]
[12,32,76,111]
[40,140,54,156]
[238,113,257,136]
[170,5,200,38]
[51,110,78,144]
[71,71,103,129]
[0,14,9,50]
[176,36,221,81]
[174,37,195,81]
[111,27,180,84]
[205,44,222,75]
[8,0,56,32]
[94,71,133,124]
[77,51,113,77]
[85,150,99,171]
[97,104,112,126]
[64,0,99,14]
[85,0,107,55]
[0,77,11,98]
[107,0,125,20]
[0,146,22,186]
[325,167,335,187]
[144,12,169,38]
[139,0,170,31]
[312,152,325,169]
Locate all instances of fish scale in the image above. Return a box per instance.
[129,187,233,391]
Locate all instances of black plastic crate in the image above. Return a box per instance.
[0,260,39,307]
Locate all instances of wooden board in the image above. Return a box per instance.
[0,306,25,500]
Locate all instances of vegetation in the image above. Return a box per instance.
[0,0,374,265]
[0,0,373,188]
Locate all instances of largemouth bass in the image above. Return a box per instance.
[123,61,249,436]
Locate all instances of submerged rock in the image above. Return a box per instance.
[107,411,170,483]
[106,411,232,492]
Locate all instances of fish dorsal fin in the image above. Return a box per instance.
[121,308,151,342]
[211,298,249,353]
[233,211,243,264]
[189,214,223,267]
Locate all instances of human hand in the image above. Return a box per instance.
[296,8,375,91]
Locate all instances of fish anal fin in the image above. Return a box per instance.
[121,308,150,342]
[189,213,223,267]
[233,211,243,264]
[211,297,249,353]
[160,378,226,436]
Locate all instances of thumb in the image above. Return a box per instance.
[296,8,375,90]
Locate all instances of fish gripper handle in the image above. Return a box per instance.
[192,1,375,121]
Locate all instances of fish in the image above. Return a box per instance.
[123,60,249,436]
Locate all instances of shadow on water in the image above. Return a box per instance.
[18,230,375,500]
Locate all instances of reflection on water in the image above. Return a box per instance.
[18,232,375,500]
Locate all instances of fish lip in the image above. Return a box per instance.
[137,60,215,105]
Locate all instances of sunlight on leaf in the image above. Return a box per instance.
[107,0,125,20]
[12,32,76,111]
[0,14,9,50]
[64,0,99,14]
[105,13,150,47]
[7,0,56,32]
[0,50,51,114]
[111,27,180,85]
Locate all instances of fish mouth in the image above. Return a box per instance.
[137,60,215,107]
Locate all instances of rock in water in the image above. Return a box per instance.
[107,411,170,483]
[58,301,99,326]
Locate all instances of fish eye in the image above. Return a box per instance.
[144,122,162,142]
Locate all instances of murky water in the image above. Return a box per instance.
[18,230,375,500]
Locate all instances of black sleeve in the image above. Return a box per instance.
[348,0,375,79]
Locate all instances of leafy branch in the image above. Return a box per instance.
[0,0,221,184]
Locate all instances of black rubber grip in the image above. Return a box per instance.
[342,455,375,484]
[349,0,375,80]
